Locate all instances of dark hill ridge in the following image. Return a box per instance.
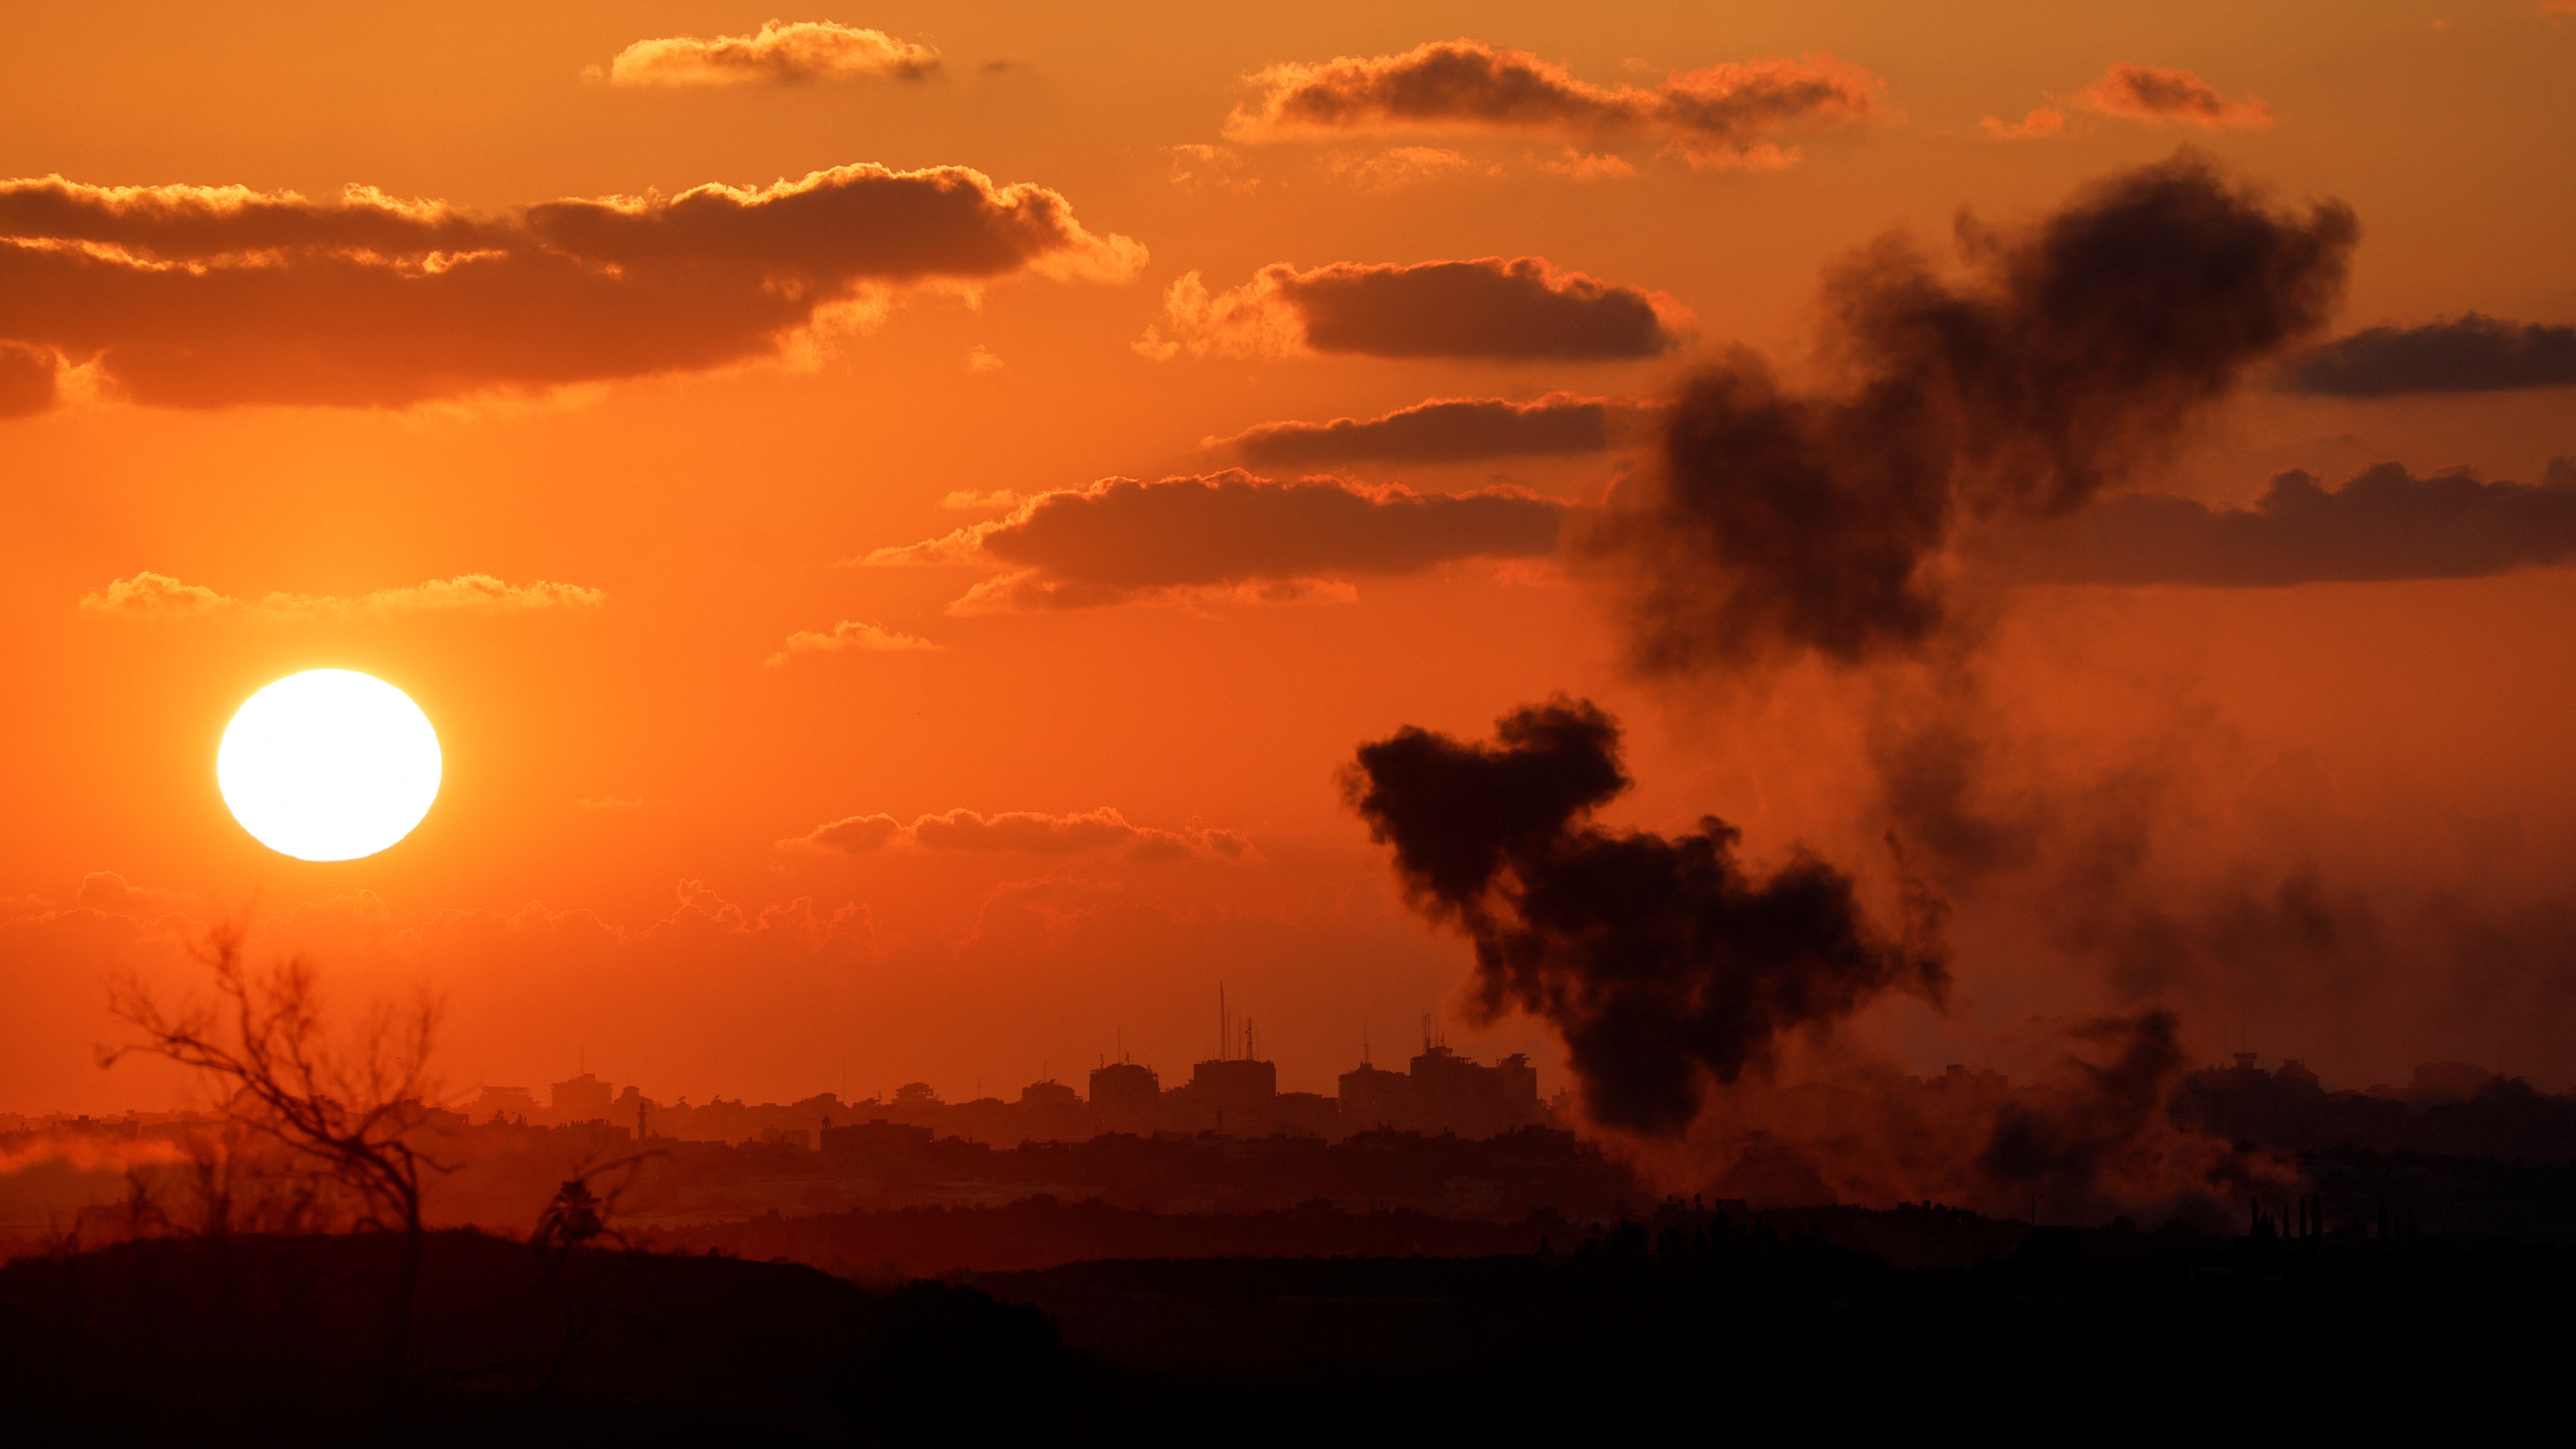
[5,1174,2571,1443]
[0,1230,1064,1442]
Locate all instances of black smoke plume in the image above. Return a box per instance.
[1590,151,2357,671]
[1976,1008,2193,1202]
[1343,698,1947,1136]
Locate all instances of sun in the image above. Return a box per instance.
[218,670,442,862]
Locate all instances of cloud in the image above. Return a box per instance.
[1162,144,1258,195]
[2278,314,2576,396]
[1999,462,2576,587]
[79,571,605,618]
[1323,146,1492,192]
[1136,256,1688,361]
[1980,107,2066,141]
[1227,40,1882,169]
[1529,149,1637,182]
[0,340,54,418]
[781,808,1253,863]
[857,470,1573,611]
[0,167,1142,410]
[603,21,939,87]
[2072,64,2274,131]
[763,619,938,667]
[1218,392,1644,466]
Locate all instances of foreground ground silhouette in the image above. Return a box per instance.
[0,1230,1063,1442]
[1,1203,2565,1443]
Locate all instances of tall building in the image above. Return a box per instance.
[1088,1060,1161,1133]
[550,1072,614,1123]
[1187,1056,1278,1133]
[1337,1044,1543,1137]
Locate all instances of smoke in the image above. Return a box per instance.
[1343,155,2415,1211]
[1342,698,1947,1136]
[1604,1007,2299,1218]
[1588,149,2355,672]
[1976,1009,2199,1200]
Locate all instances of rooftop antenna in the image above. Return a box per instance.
[1219,984,1228,1060]
[1363,1024,1371,1067]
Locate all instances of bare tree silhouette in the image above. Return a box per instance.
[99,922,447,1397]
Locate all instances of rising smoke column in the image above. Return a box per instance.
[1348,155,2365,1185]
[1593,150,2356,672]
[1343,698,1947,1135]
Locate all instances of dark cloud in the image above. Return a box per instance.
[1139,257,1688,362]
[2278,314,2576,397]
[1343,698,1947,1136]
[1228,40,1881,169]
[0,341,52,418]
[1997,462,2576,586]
[862,471,1572,611]
[1220,393,1643,466]
[0,169,1141,410]
[1584,151,2355,670]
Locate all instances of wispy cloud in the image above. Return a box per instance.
[80,571,605,619]
[782,807,1254,863]
[2072,64,2274,130]
[764,619,939,667]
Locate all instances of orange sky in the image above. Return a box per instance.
[5,2,2574,1117]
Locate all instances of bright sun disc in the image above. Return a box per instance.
[218,670,442,862]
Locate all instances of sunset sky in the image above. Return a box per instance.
[6,1,2573,1118]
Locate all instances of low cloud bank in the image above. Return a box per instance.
[2002,461,2576,587]
[0,167,1140,410]
[859,471,1573,611]
[1220,392,1643,466]
[2279,315,2576,397]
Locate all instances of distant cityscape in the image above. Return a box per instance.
[463,1024,1555,1148]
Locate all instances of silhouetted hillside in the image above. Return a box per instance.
[0,1231,1065,1442]
[998,1215,2570,1439]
